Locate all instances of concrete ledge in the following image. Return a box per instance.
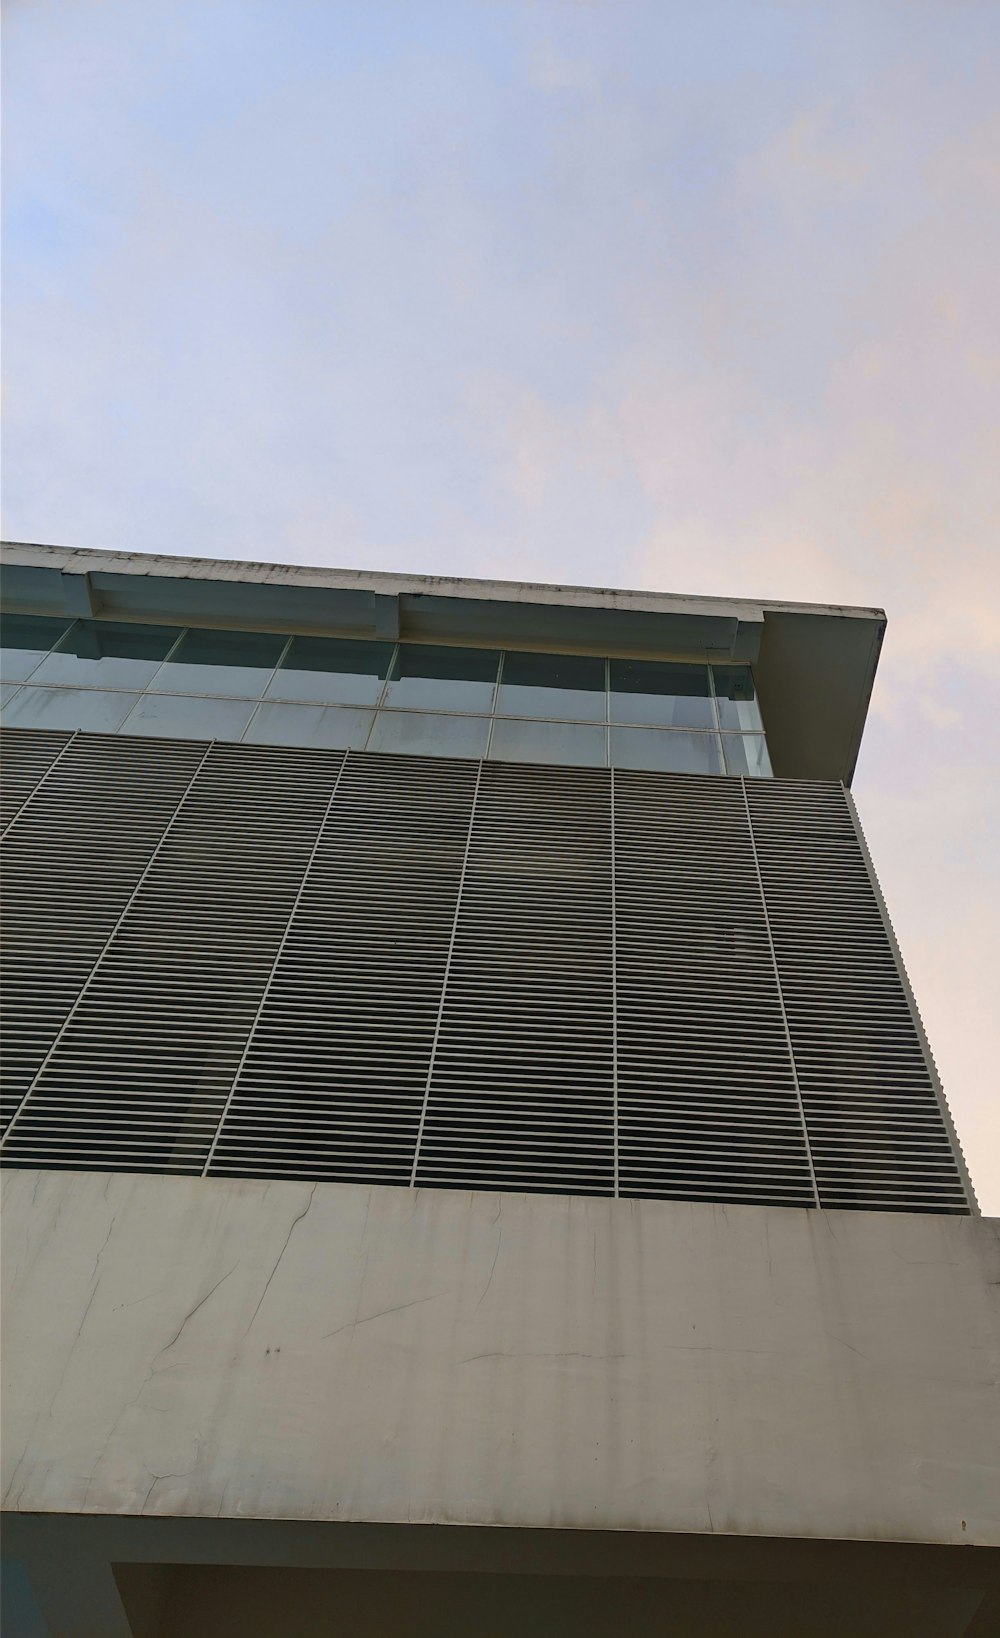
[3,1169,998,1546]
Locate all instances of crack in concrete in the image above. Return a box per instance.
[825,1330,870,1361]
[322,1290,452,1340]
[459,1350,630,1365]
[476,1204,503,1310]
[242,1183,317,1339]
[158,1264,240,1358]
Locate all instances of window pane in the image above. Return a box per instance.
[367,710,489,759]
[32,620,180,689]
[609,659,715,728]
[496,651,606,722]
[121,693,257,740]
[0,615,71,681]
[1,686,140,733]
[383,645,499,712]
[244,702,374,749]
[489,717,607,767]
[266,635,392,705]
[152,628,285,698]
[722,733,772,777]
[713,665,764,731]
[610,726,723,774]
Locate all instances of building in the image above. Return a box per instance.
[1,539,997,1636]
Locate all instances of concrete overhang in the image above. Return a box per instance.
[0,542,886,784]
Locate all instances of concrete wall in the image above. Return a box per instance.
[3,1169,998,1547]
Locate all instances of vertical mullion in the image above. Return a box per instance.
[484,651,504,761]
[8,620,76,688]
[707,662,725,774]
[240,633,294,742]
[0,738,216,1150]
[409,757,484,1186]
[118,626,189,734]
[707,660,721,729]
[138,625,190,692]
[741,776,821,1209]
[361,641,399,751]
[202,750,351,1175]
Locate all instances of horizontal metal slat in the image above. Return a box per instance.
[745,778,969,1212]
[3,743,341,1170]
[0,727,74,831]
[0,730,973,1214]
[614,768,816,1208]
[416,760,614,1197]
[208,752,479,1185]
[1,733,208,1133]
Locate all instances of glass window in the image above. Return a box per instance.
[0,684,20,704]
[383,645,499,712]
[496,651,606,722]
[367,710,489,759]
[610,726,724,775]
[1,686,140,733]
[722,733,772,777]
[489,716,607,767]
[150,628,285,698]
[0,615,71,682]
[609,659,715,729]
[32,620,180,690]
[121,693,257,741]
[265,635,393,706]
[244,702,374,749]
[713,665,764,732]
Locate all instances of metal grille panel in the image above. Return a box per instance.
[1,733,207,1134]
[0,728,973,1213]
[2,740,339,1171]
[614,770,816,1208]
[208,753,478,1184]
[746,779,970,1213]
[0,727,74,831]
[415,760,614,1196]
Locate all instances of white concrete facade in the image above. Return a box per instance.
[4,1168,998,1548]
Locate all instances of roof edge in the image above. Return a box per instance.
[0,541,886,627]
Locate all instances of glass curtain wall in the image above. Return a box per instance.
[0,616,772,776]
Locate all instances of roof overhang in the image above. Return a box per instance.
[0,542,885,784]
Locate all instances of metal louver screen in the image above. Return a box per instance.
[0,727,72,830]
[743,780,971,1213]
[614,772,816,1207]
[417,761,615,1197]
[209,752,479,1184]
[1,732,207,1133]
[0,727,973,1214]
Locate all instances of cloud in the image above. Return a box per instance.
[737,100,872,197]
[528,41,600,95]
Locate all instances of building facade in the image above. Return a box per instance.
[1,541,997,1635]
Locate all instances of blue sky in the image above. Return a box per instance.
[4,0,999,1205]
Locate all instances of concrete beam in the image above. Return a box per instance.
[3,1169,998,1547]
[59,571,99,618]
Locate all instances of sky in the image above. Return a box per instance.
[4,0,998,1208]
